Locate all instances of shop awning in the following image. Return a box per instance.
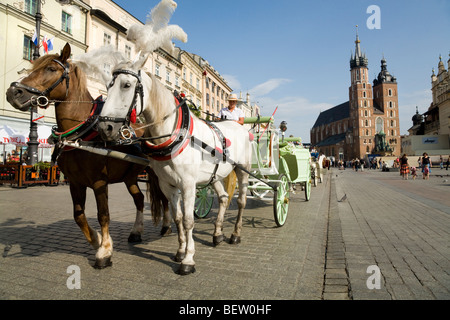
[0,124,53,147]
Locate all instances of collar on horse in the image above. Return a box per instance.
[49,96,104,163]
[10,59,70,108]
[143,98,194,161]
[50,96,104,144]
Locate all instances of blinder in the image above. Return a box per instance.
[98,68,145,139]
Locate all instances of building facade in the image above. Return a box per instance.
[429,54,450,137]
[310,33,401,161]
[0,0,90,161]
[402,54,450,156]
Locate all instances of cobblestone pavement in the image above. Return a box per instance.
[0,168,448,302]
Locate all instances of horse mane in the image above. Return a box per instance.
[148,72,175,121]
[70,61,90,98]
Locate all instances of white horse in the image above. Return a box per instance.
[96,58,252,275]
[317,154,326,183]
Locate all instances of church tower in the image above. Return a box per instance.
[348,27,373,159]
[373,57,400,156]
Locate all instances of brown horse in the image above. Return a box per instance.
[6,43,169,268]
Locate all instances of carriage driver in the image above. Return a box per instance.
[218,93,244,125]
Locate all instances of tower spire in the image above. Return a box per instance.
[350,25,368,69]
[355,25,361,58]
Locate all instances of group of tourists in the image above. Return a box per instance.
[398,153,448,180]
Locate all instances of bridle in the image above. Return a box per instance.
[98,69,144,135]
[10,59,70,108]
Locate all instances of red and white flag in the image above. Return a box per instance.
[42,35,48,54]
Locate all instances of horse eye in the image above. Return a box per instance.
[46,66,57,72]
[123,82,131,89]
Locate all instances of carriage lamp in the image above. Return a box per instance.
[280,121,287,142]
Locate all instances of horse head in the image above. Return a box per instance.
[97,55,150,142]
[6,43,72,111]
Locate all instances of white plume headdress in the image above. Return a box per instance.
[127,0,187,55]
[72,46,127,85]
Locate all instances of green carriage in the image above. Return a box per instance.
[194,116,312,227]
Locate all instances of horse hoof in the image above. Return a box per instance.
[128,233,142,243]
[94,257,112,269]
[213,234,225,246]
[229,234,241,245]
[160,226,172,237]
[178,264,196,276]
[174,252,185,263]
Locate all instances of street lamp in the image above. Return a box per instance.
[27,0,43,165]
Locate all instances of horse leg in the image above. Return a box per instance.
[146,167,172,236]
[229,167,250,245]
[211,180,229,246]
[178,184,197,275]
[93,182,113,269]
[164,189,186,263]
[160,207,172,237]
[125,180,145,243]
[70,183,102,250]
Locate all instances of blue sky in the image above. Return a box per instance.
[112,0,450,143]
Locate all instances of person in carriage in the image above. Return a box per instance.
[217,94,244,125]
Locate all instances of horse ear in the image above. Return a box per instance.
[132,52,149,70]
[59,43,71,63]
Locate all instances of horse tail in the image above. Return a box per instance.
[223,171,237,208]
[146,167,168,226]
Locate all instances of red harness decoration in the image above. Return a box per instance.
[130,109,137,124]
[144,98,194,161]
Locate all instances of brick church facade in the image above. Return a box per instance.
[310,33,401,161]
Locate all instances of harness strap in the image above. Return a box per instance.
[10,59,70,109]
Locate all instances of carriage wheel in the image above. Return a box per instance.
[305,177,311,201]
[273,174,290,227]
[194,186,214,219]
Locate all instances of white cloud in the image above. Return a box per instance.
[255,96,334,143]
[249,78,292,97]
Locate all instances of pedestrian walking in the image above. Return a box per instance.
[439,155,443,169]
[446,156,450,170]
[421,152,431,180]
[400,154,410,180]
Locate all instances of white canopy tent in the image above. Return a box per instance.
[0,124,54,163]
